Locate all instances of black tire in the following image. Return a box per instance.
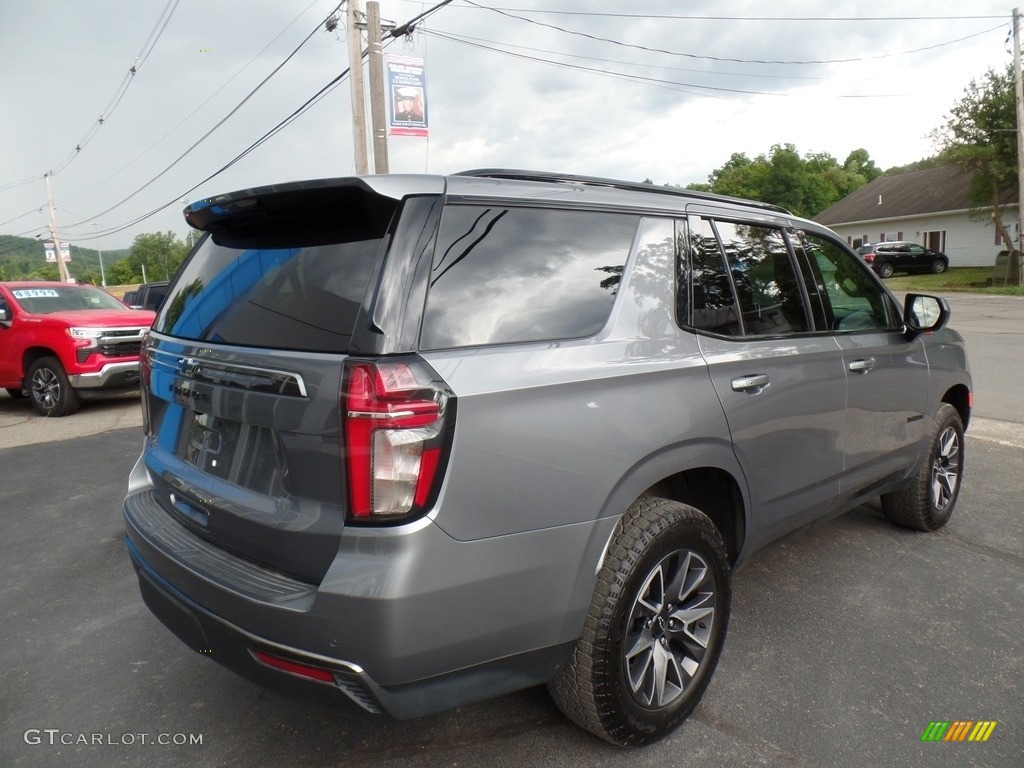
[881,404,964,531]
[5,387,26,399]
[877,262,895,278]
[27,357,80,417]
[931,258,948,274]
[548,497,730,746]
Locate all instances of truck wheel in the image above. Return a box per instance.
[27,357,80,417]
[881,404,963,531]
[548,497,730,746]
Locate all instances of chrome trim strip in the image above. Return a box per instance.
[148,347,308,397]
[68,361,140,388]
[346,410,416,419]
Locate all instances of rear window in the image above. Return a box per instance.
[154,237,381,353]
[420,206,639,349]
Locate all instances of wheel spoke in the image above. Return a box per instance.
[651,642,684,706]
[626,640,655,702]
[637,565,666,614]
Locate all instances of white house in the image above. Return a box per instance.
[813,166,1016,268]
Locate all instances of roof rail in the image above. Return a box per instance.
[454,169,791,215]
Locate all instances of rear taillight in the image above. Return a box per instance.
[343,359,451,521]
[863,253,874,262]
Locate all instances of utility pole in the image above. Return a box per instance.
[91,222,107,287]
[348,0,370,174]
[1014,8,1024,286]
[43,173,71,283]
[367,1,389,173]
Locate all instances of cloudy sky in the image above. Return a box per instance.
[0,0,1014,253]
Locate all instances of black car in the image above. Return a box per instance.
[129,281,170,311]
[857,241,949,278]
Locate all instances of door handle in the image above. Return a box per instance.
[731,374,770,393]
[848,358,875,374]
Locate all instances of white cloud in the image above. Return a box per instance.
[0,0,1012,251]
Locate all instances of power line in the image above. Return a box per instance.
[60,2,346,233]
[47,0,182,176]
[0,203,47,230]
[462,7,1006,22]
[429,28,846,82]
[61,0,455,243]
[424,29,910,99]
[461,1,1006,66]
[63,0,324,202]
[64,67,355,243]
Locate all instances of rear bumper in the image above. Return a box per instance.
[125,533,574,719]
[69,361,140,389]
[125,536,386,716]
[122,484,607,718]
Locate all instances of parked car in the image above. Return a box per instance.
[857,241,949,278]
[123,171,971,746]
[130,281,170,311]
[0,282,155,416]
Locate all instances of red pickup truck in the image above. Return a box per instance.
[0,282,155,416]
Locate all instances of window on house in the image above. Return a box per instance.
[924,230,946,252]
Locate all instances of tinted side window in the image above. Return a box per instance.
[420,206,638,349]
[714,220,810,336]
[685,216,742,335]
[799,232,894,331]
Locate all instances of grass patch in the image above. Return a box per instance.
[885,268,1024,296]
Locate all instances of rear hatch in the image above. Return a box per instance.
[135,179,417,584]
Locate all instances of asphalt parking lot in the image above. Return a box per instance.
[1,294,1022,767]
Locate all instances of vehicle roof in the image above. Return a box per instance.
[183,170,832,237]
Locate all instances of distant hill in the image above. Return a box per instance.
[0,233,129,282]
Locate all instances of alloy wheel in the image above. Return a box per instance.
[931,425,961,511]
[31,367,60,410]
[624,549,716,709]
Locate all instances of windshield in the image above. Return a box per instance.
[11,286,128,314]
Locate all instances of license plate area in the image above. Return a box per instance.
[176,409,282,495]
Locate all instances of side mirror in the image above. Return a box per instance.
[903,293,949,337]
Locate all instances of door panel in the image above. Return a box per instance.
[684,214,846,549]
[835,331,928,500]
[795,231,929,503]
[699,334,846,550]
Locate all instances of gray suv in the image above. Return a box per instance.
[123,170,971,746]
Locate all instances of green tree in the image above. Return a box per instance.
[843,148,882,185]
[105,231,189,284]
[129,231,189,281]
[689,144,877,218]
[931,65,1017,246]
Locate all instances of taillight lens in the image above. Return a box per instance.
[343,360,451,521]
[863,253,874,262]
